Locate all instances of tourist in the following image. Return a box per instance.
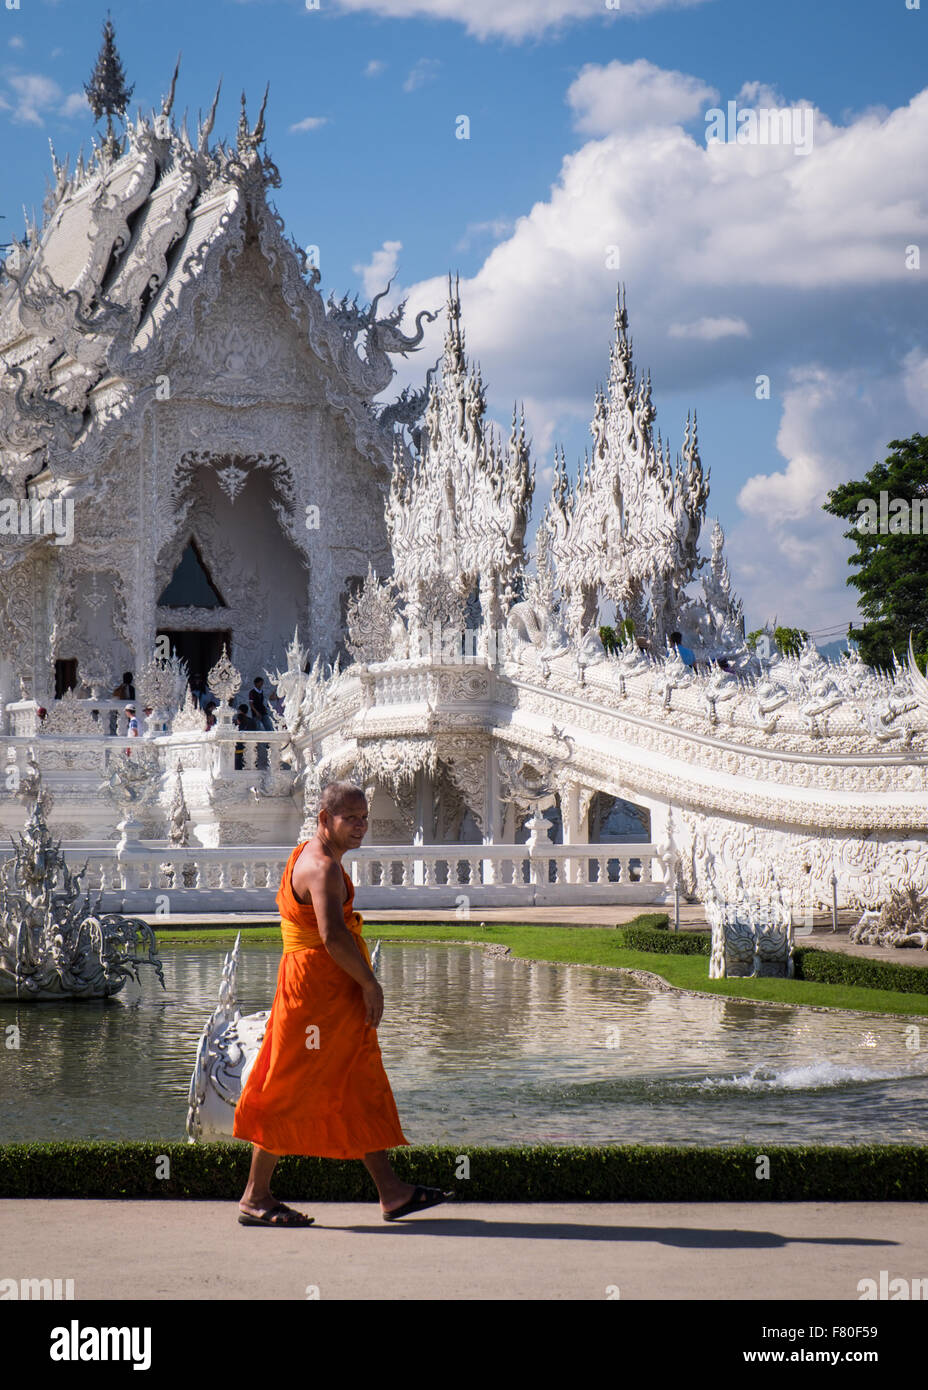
[204,701,218,731]
[113,671,135,700]
[125,705,140,737]
[235,703,256,731]
[249,675,273,769]
[234,703,256,770]
[249,675,274,733]
[191,674,216,711]
[670,631,696,670]
[233,782,453,1226]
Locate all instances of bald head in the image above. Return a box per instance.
[319,781,367,819]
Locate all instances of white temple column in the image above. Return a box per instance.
[412,765,429,884]
[482,744,500,884]
[561,780,589,884]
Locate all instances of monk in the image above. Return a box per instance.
[234,781,453,1226]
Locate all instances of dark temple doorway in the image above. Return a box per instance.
[157,630,232,688]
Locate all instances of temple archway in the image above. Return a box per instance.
[156,461,309,685]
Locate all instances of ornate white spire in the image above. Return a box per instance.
[386,274,534,638]
[542,284,717,648]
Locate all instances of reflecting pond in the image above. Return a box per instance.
[1,943,926,1146]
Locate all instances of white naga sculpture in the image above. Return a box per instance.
[0,775,164,1000]
[706,890,795,979]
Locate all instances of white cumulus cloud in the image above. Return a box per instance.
[354,240,404,300]
[6,72,63,125]
[729,353,928,627]
[378,60,927,628]
[668,316,750,341]
[567,58,718,135]
[331,0,715,42]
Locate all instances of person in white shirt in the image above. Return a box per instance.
[125,705,141,737]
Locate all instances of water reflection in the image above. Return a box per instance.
[1,943,926,1147]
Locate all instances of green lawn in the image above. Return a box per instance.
[155,918,928,1018]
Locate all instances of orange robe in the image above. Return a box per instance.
[233,842,410,1159]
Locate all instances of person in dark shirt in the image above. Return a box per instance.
[234,703,256,769]
[113,671,135,700]
[249,676,274,732]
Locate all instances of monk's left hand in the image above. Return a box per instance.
[361,978,384,1028]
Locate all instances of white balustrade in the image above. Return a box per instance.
[45,840,663,911]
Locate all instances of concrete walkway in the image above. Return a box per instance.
[3,1199,925,1300]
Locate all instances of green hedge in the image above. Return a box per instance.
[794,947,928,995]
[620,930,928,993]
[1,1142,925,1201]
[629,912,670,931]
[620,923,711,955]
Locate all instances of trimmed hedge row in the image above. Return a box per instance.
[794,947,928,996]
[625,912,670,931]
[0,1142,926,1201]
[621,927,928,994]
[620,923,711,955]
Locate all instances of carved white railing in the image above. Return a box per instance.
[51,841,664,911]
[1,727,292,771]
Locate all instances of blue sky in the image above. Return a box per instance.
[2,0,926,641]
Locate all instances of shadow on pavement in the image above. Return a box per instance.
[330,1218,897,1247]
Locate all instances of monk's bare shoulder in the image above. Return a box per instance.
[292,842,346,907]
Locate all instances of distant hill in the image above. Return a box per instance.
[816,640,853,663]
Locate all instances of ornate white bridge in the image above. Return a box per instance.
[4,627,928,915]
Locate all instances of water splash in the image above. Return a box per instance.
[689,1060,927,1093]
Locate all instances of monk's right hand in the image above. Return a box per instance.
[362,978,384,1028]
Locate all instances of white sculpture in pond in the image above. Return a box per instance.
[706,892,795,979]
[0,775,164,1000]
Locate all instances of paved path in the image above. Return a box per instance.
[141,905,707,928]
[3,1200,925,1300]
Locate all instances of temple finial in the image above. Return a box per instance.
[162,53,181,117]
[84,12,134,158]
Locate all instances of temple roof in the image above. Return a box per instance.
[0,71,434,492]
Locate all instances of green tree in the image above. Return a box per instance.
[824,434,928,671]
[746,621,808,659]
[773,625,808,658]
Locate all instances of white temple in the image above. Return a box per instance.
[2,44,928,918]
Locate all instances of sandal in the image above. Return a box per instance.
[382,1185,455,1222]
[238,1202,315,1227]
